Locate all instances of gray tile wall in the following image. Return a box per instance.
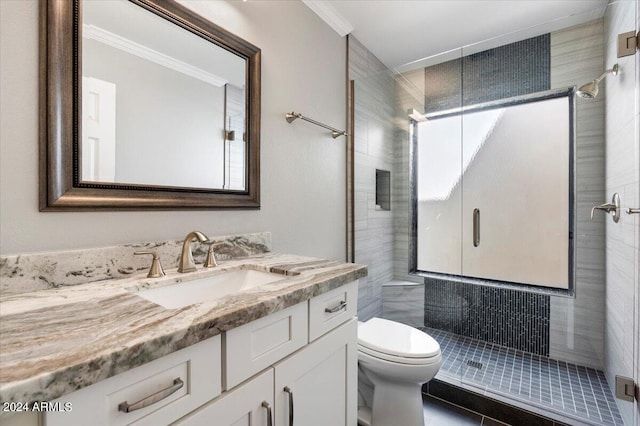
[393,70,425,285]
[602,2,639,424]
[549,19,606,369]
[349,36,396,321]
[381,281,424,328]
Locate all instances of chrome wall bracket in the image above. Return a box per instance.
[591,193,620,223]
[615,375,637,402]
[618,30,639,58]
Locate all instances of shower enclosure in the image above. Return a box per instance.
[349,3,639,424]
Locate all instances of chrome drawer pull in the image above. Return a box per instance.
[117,377,184,413]
[261,401,273,426]
[284,386,294,426]
[324,301,347,314]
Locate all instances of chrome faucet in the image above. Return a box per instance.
[178,231,212,273]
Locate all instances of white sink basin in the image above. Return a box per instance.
[133,269,287,309]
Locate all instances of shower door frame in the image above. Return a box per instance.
[408,87,577,296]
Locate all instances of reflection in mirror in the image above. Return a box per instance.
[81,0,246,190]
[40,0,260,210]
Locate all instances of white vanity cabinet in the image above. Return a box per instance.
[39,280,358,426]
[177,281,358,426]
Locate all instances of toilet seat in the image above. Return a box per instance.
[358,344,441,365]
[358,318,440,364]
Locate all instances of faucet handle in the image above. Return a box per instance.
[590,203,615,219]
[203,243,218,268]
[590,193,621,223]
[134,251,166,278]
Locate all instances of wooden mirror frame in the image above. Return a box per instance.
[40,0,261,210]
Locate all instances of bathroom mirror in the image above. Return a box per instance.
[40,0,261,210]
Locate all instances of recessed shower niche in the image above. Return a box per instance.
[375,169,391,211]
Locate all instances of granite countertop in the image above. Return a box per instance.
[0,252,366,407]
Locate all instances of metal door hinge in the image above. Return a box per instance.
[615,375,637,402]
[618,31,639,58]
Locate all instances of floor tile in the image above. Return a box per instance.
[423,395,482,426]
[424,327,623,426]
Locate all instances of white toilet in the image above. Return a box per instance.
[357,317,442,426]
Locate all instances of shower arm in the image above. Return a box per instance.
[593,65,619,83]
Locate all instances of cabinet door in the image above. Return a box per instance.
[173,369,274,426]
[274,318,357,426]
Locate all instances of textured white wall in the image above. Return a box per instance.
[0,0,346,260]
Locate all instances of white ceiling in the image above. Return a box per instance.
[303,0,608,70]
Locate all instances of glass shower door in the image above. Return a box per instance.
[416,91,573,289]
[415,116,462,276]
[460,95,571,289]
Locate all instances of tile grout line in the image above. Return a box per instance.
[572,362,589,416]
[562,359,577,414]
[594,369,619,424]
[585,367,604,422]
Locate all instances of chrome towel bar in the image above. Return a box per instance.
[285,112,347,138]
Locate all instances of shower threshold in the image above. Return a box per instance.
[423,327,624,426]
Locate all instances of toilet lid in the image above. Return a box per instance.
[358,318,440,359]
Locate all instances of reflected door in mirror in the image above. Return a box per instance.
[81,0,246,191]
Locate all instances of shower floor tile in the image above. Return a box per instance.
[424,327,624,426]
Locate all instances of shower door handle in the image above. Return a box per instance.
[473,208,480,247]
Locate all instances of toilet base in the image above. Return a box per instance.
[357,406,372,426]
[370,380,424,426]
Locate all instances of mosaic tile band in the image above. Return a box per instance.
[423,34,551,113]
[424,277,551,356]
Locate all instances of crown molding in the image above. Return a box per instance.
[301,1,353,37]
[83,24,228,87]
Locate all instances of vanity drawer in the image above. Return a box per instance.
[172,369,274,426]
[225,302,308,390]
[309,280,358,341]
[45,336,221,426]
